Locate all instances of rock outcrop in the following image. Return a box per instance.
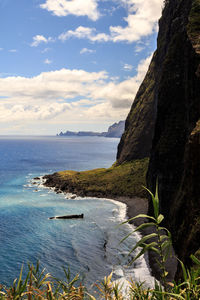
[117,0,200,270]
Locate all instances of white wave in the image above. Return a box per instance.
[31,176,156,288]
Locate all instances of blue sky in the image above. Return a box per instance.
[0,0,163,135]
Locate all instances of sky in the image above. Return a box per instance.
[0,0,163,135]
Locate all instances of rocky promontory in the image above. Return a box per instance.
[58,121,125,138]
[43,158,149,200]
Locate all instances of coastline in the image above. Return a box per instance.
[42,172,149,225]
[36,175,156,288]
[39,172,177,282]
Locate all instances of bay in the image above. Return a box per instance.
[0,136,154,289]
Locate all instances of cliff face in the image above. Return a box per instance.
[147,0,200,266]
[117,53,157,163]
[117,0,200,268]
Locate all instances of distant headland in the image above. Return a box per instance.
[57,120,125,138]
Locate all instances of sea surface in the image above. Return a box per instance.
[0,135,154,290]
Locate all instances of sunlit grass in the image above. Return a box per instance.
[57,158,149,198]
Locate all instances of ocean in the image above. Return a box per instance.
[0,135,154,290]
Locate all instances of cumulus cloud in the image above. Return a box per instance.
[59,26,110,42]
[59,0,162,43]
[0,69,108,103]
[0,102,72,122]
[31,35,54,47]
[80,47,96,54]
[40,0,100,21]
[110,0,162,42]
[0,54,152,124]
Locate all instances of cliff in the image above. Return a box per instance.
[117,0,200,270]
[117,54,157,163]
[58,121,125,138]
[147,0,200,268]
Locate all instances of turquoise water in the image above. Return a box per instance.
[0,136,154,289]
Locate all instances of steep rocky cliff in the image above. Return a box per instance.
[117,53,157,163]
[117,0,200,269]
[147,0,200,267]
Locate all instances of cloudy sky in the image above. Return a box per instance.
[0,0,163,135]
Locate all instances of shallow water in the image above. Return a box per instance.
[0,136,154,289]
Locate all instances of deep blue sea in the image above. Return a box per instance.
[0,136,154,290]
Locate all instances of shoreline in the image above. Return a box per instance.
[37,176,155,287]
[42,172,149,223]
[40,173,177,282]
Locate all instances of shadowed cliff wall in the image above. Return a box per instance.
[117,53,157,163]
[146,0,200,267]
[117,0,200,270]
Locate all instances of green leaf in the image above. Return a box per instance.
[133,222,156,232]
[178,259,188,281]
[143,183,159,219]
[16,264,23,292]
[129,242,158,264]
[190,254,200,266]
[160,234,169,241]
[161,240,171,251]
[151,247,160,255]
[128,233,158,254]
[157,226,171,237]
[119,230,137,244]
[129,248,146,264]
[154,179,159,217]
[120,214,156,225]
[157,214,164,224]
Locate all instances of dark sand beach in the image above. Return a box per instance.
[43,173,177,282]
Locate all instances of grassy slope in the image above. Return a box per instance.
[56,158,149,198]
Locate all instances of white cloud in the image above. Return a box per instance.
[0,54,152,124]
[59,0,162,43]
[44,58,52,64]
[0,48,3,51]
[80,47,96,54]
[59,26,110,42]
[0,103,72,122]
[40,0,100,21]
[31,35,54,47]
[110,0,162,42]
[0,69,108,103]
[123,63,133,71]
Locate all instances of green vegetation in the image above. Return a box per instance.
[57,158,149,198]
[121,183,172,287]
[1,261,200,299]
